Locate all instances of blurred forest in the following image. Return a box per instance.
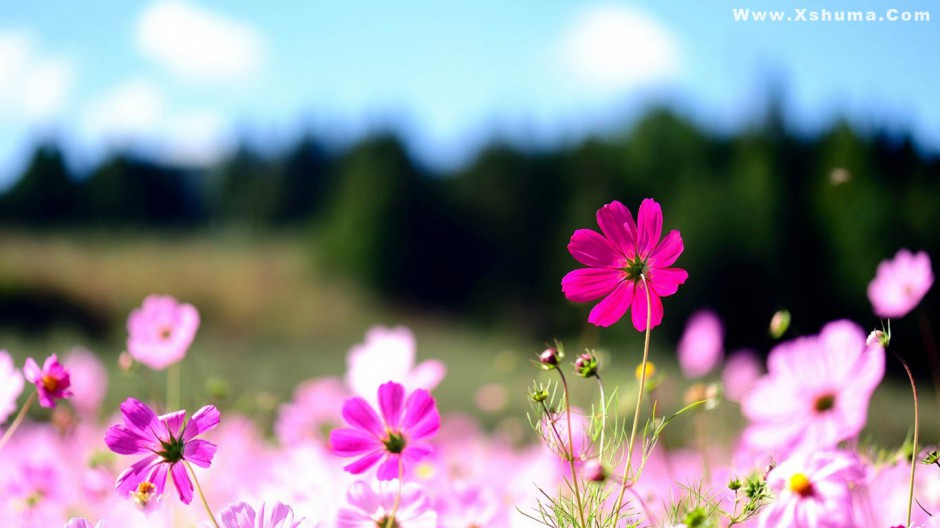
[1,107,938,370]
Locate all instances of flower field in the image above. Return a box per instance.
[0,199,937,527]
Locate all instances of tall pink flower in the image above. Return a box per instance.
[562,199,688,331]
[677,310,724,378]
[330,381,440,480]
[127,294,200,370]
[337,480,438,528]
[759,450,864,528]
[867,249,933,318]
[741,320,884,457]
[105,398,219,505]
[0,350,24,423]
[23,354,72,408]
[219,501,312,528]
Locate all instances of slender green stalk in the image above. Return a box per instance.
[167,363,180,411]
[0,392,36,452]
[595,373,607,461]
[186,461,220,528]
[557,369,588,528]
[893,353,919,528]
[611,274,653,524]
[385,458,404,528]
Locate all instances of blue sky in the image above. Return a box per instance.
[0,0,937,187]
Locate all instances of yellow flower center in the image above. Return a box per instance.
[788,473,814,497]
[131,481,157,507]
[41,374,59,392]
[635,362,656,381]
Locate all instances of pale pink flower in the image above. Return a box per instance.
[127,294,200,370]
[275,377,348,446]
[23,354,72,408]
[219,501,312,528]
[63,519,104,528]
[721,349,763,402]
[868,249,933,318]
[759,450,864,528]
[742,321,884,457]
[677,310,724,378]
[336,480,437,528]
[345,326,445,402]
[0,350,24,423]
[562,199,688,330]
[64,348,107,418]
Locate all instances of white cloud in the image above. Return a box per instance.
[160,110,233,165]
[0,30,75,121]
[136,0,265,83]
[83,79,164,140]
[561,5,681,93]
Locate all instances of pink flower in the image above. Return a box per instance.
[127,294,200,370]
[275,377,348,445]
[0,350,24,423]
[741,321,884,457]
[561,199,688,331]
[721,349,762,402]
[336,480,438,528]
[63,348,107,418]
[868,249,933,318]
[677,310,724,378]
[219,501,311,528]
[759,450,864,528]
[330,381,440,480]
[105,398,219,505]
[63,519,104,528]
[345,326,446,402]
[23,354,73,409]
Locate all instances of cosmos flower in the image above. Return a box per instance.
[127,294,200,370]
[63,519,104,528]
[677,310,724,379]
[868,249,933,318]
[759,450,864,528]
[345,326,446,403]
[105,398,219,505]
[336,480,437,528]
[23,354,72,409]
[562,199,688,331]
[330,381,440,480]
[219,501,312,528]
[0,350,24,423]
[741,320,884,457]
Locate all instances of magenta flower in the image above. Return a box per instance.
[867,249,933,318]
[759,450,864,528]
[127,294,200,370]
[105,397,220,505]
[741,320,884,457]
[63,519,104,528]
[0,350,24,423]
[561,199,688,330]
[23,354,73,408]
[330,381,440,480]
[677,310,724,378]
[336,480,438,528]
[219,501,311,528]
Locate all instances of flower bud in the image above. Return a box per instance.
[574,352,598,378]
[867,329,890,347]
[582,459,607,483]
[769,310,791,339]
[539,347,560,369]
[118,351,134,372]
[530,386,549,403]
[728,477,742,491]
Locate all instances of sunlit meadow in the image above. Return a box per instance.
[0,198,937,528]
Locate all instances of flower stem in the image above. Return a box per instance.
[892,352,919,528]
[595,373,607,461]
[0,392,36,453]
[186,461,220,528]
[557,368,587,528]
[385,459,404,528]
[167,363,180,411]
[611,274,653,524]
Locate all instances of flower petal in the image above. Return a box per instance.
[630,285,663,332]
[587,280,635,328]
[105,425,157,455]
[182,438,217,468]
[171,462,194,504]
[376,454,402,480]
[23,357,41,384]
[377,381,405,430]
[342,397,385,437]
[115,454,161,496]
[183,405,220,441]
[649,230,683,267]
[401,389,440,440]
[343,449,386,474]
[596,201,637,259]
[331,428,384,456]
[649,267,688,297]
[567,229,622,268]
[636,198,663,256]
[562,268,624,303]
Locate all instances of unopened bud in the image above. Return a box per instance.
[867,329,890,347]
[582,459,607,483]
[118,351,134,372]
[574,352,598,378]
[769,310,791,339]
[539,347,560,368]
[530,385,549,403]
[728,477,742,491]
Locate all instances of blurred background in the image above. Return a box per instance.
[0,1,937,442]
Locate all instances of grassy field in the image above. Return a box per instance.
[0,229,935,451]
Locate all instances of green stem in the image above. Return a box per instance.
[557,369,587,528]
[384,459,404,528]
[0,392,36,452]
[611,274,653,524]
[893,352,919,528]
[186,461,220,528]
[595,374,607,462]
